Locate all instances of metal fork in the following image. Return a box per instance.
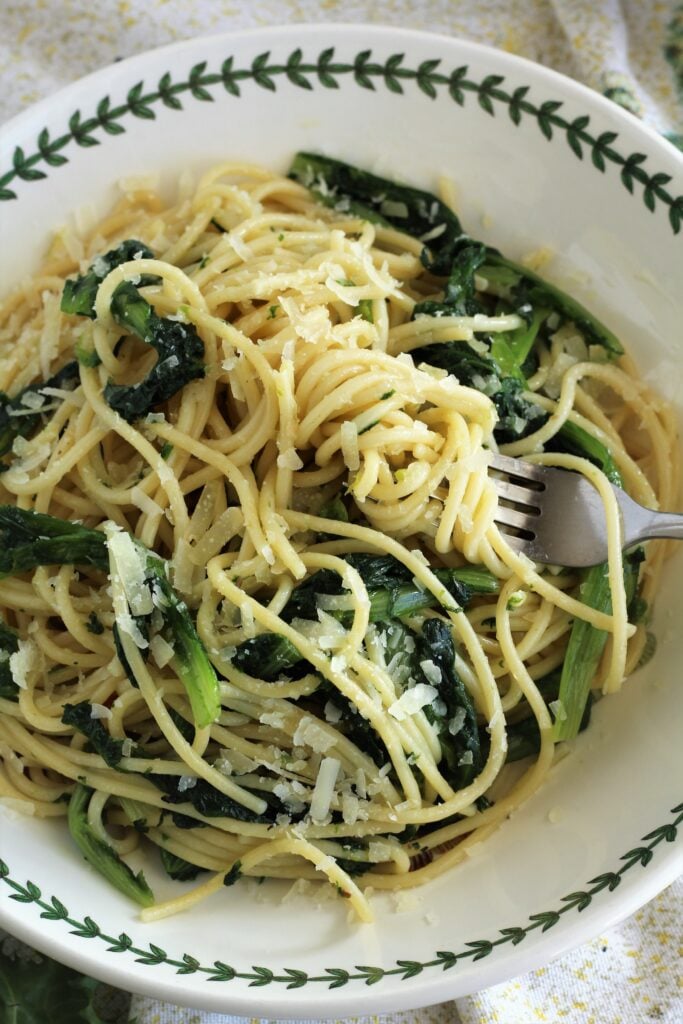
[490,451,683,567]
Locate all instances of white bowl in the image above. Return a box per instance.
[0,23,681,1019]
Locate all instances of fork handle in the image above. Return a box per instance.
[625,509,683,546]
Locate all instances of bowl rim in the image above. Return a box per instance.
[0,21,681,1018]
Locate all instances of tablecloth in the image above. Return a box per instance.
[0,2,681,1023]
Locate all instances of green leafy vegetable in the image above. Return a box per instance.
[0,941,128,1024]
[149,774,279,824]
[137,549,220,728]
[67,783,154,907]
[545,426,642,741]
[324,616,481,784]
[290,153,623,358]
[231,632,307,682]
[61,702,128,769]
[551,420,621,485]
[416,342,545,443]
[289,151,463,274]
[159,848,206,882]
[0,506,108,578]
[223,860,243,887]
[168,707,196,744]
[502,670,593,762]
[481,252,623,355]
[119,797,159,833]
[357,298,374,322]
[551,574,607,743]
[230,555,498,681]
[0,360,80,460]
[318,495,349,522]
[74,341,102,368]
[0,618,19,700]
[283,553,498,623]
[416,618,482,788]
[60,239,156,319]
[290,146,622,478]
[85,612,104,635]
[335,855,373,877]
[489,305,549,381]
[104,282,205,422]
[553,547,642,742]
[316,676,386,768]
[414,240,487,317]
[0,505,219,729]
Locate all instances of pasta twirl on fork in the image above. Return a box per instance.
[0,156,676,923]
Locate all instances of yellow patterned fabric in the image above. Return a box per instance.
[0,2,681,1023]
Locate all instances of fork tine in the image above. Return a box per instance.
[493,504,538,532]
[489,451,548,485]
[488,451,614,566]
[494,478,543,510]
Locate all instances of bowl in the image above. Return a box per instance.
[0,23,681,1019]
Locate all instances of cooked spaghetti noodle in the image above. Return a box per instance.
[0,157,677,924]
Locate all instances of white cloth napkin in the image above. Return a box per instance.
[0,2,681,1022]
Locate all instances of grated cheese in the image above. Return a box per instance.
[549,699,567,723]
[448,707,467,735]
[19,391,46,411]
[309,757,341,823]
[278,294,331,344]
[106,528,153,617]
[259,710,287,730]
[392,890,421,912]
[341,792,359,825]
[150,633,175,669]
[329,654,347,674]
[9,639,40,689]
[380,198,409,219]
[324,700,343,724]
[292,716,336,754]
[419,659,442,686]
[116,611,148,649]
[8,440,51,474]
[340,420,360,471]
[89,703,112,720]
[177,775,198,793]
[40,386,82,405]
[388,683,438,721]
[276,447,304,471]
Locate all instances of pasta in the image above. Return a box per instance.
[0,156,676,924]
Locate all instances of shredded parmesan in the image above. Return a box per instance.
[340,420,360,471]
[292,716,336,754]
[310,757,341,823]
[388,683,439,721]
[9,639,40,690]
[89,703,112,720]
[106,529,153,617]
[150,633,175,669]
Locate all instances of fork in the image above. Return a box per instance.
[489,452,683,567]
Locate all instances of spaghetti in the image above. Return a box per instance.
[0,156,676,924]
